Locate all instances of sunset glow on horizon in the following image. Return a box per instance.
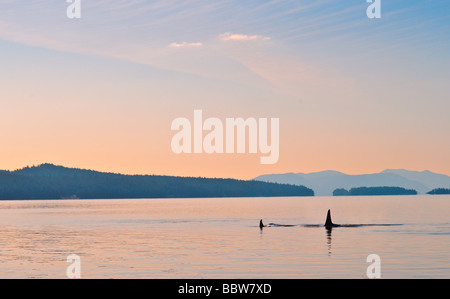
[1,0,449,180]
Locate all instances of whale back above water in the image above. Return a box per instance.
[325,209,341,228]
[325,209,333,228]
[259,209,401,229]
[259,219,264,229]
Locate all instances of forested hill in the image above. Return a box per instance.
[427,188,450,195]
[333,186,417,196]
[0,164,314,200]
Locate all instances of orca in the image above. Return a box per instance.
[324,209,340,229]
[259,219,265,229]
[323,209,401,228]
[259,210,401,229]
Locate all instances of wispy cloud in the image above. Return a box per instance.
[0,0,447,99]
[219,32,270,42]
[168,41,203,48]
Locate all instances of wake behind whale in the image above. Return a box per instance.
[259,220,297,228]
[259,209,401,229]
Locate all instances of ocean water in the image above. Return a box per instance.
[0,195,448,279]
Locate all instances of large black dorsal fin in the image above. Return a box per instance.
[325,209,333,228]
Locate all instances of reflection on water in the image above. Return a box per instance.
[326,227,332,256]
[0,196,448,278]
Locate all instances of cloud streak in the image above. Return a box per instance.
[168,41,203,48]
[219,32,270,42]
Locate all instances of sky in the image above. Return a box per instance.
[0,0,449,179]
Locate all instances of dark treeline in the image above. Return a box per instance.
[427,188,450,195]
[332,188,350,196]
[0,164,314,200]
[333,186,417,196]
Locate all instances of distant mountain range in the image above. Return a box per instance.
[0,164,313,200]
[254,169,450,196]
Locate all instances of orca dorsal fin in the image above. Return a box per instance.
[259,219,264,229]
[325,209,333,228]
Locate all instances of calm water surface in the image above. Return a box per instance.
[0,196,448,278]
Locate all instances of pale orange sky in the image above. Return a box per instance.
[0,1,449,179]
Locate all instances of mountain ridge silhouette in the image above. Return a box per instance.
[0,163,314,200]
[254,169,450,196]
